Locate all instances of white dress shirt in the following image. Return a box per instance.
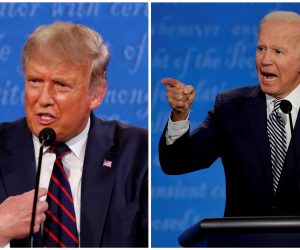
[33,117,90,244]
[266,84,300,149]
[165,113,189,145]
[166,84,300,147]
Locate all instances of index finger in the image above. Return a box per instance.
[38,188,48,198]
[161,78,186,88]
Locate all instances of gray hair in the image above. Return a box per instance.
[260,11,300,28]
[258,11,300,50]
[22,21,110,90]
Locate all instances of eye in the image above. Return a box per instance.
[54,81,68,88]
[256,46,265,52]
[27,78,42,86]
[274,49,283,55]
[56,82,66,87]
[53,80,73,91]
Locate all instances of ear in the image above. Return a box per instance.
[89,83,107,110]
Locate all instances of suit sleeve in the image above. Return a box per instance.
[159,93,224,175]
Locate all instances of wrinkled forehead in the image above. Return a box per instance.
[259,21,300,36]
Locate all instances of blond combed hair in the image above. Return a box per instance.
[22,21,110,90]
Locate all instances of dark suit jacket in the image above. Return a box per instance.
[0,114,148,247]
[159,86,300,217]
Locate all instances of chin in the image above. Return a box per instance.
[30,128,41,138]
[260,83,275,93]
[264,88,282,98]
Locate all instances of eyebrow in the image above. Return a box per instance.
[52,77,69,83]
[256,43,287,50]
[52,77,79,86]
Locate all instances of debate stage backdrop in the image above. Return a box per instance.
[0,2,148,128]
[151,3,300,247]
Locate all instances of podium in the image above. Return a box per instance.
[178,216,300,247]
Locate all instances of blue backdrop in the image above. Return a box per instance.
[151,3,300,247]
[0,2,148,128]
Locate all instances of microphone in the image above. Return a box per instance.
[29,128,56,247]
[280,100,292,114]
[280,100,300,214]
[39,127,56,146]
[280,99,294,139]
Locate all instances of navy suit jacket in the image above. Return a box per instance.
[0,114,148,247]
[160,86,300,216]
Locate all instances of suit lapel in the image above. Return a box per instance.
[244,87,273,195]
[80,117,118,247]
[279,109,300,181]
[291,109,300,163]
[0,119,36,197]
[288,108,300,160]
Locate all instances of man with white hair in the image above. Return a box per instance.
[0,22,148,247]
[160,11,300,216]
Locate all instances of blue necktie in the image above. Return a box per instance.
[42,143,79,247]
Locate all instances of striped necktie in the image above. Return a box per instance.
[42,143,79,247]
[267,99,287,193]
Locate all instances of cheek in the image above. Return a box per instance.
[54,98,73,116]
[54,94,69,103]
[24,88,37,108]
[295,61,300,74]
[279,64,294,79]
[57,96,90,115]
[255,56,261,70]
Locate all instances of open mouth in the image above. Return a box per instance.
[37,113,56,124]
[262,72,278,80]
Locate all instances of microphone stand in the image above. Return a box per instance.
[28,127,56,247]
[29,140,45,247]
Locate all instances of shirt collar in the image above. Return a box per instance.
[266,83,300,111]
[33,117,90,160]
[266,94,275,110]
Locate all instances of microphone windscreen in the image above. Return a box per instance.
[39,128,56,146]
[280,100,292,114]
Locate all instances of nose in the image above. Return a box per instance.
[261,49,273,66]
[38,82,55,107]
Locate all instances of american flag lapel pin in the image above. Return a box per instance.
[103,159,112,168]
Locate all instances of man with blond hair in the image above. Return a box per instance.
[0,22,148,247]
[160,11,300,216]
